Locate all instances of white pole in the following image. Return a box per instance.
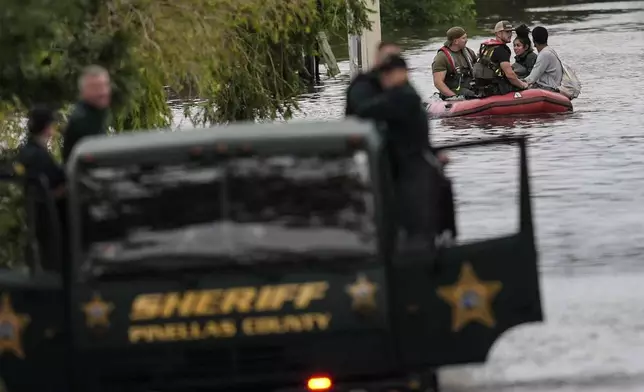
[360,0,382,71]
[348,0,382,78]
[348,35,362,78]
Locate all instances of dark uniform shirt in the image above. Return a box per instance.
[345,69,444,244]
[490,44,512,65]
[62,101,109,163]
[17,138,65,191]
[347,79,433,155]
[17,138,66,272]
[345,70,383,116]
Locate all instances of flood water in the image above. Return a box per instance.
[291,1,644,390]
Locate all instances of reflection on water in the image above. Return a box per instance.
[289,1,644,275]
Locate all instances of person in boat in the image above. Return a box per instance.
[16,105,67,272]
[472,20,529,97]
[345,41,402,116]
[431,26,478,100]
[512,24,537,78]
[524,26,563,92]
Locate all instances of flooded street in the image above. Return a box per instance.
[293,1,644,390]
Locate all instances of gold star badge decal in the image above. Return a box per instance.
[437,262,502,332]
[81,293,114,328]
[0,293,31,359]
[12,163,25,176]
[346,273,378,313]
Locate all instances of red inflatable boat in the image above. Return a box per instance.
[427,89,573,119]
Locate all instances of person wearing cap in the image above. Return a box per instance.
[524,26,563,92]
[353,54,429,149]
[345,41,402,116]
[432,27,478,100]
[472,20,529,96]
[363,54,457,251]
[352,54,443,164]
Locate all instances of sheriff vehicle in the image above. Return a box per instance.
[0,119,542,392]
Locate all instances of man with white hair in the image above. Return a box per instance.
[62,65,111,162]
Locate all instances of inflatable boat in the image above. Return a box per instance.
[427,89,573,119]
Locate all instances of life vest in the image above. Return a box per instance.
[437,46,475,76]
[437,46,475,93]
[474,39,507,80]
[481,39,505,46]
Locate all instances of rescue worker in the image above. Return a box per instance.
[432,27,478,100]
[347,53,457,251]
[345,41,401,116]
[512,24,537,78]
[62,65,111,163]
[472,21,529,97]
[16,105,66,271]
[525,26,563,92]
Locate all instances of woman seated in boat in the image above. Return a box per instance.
[512,25,537,78]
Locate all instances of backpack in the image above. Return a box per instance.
[551,49,582,100]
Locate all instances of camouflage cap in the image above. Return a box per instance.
[494,20,514,32]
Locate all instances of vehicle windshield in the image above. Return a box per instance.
[76,150,377,268]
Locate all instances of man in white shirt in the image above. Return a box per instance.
[524,26,563,91]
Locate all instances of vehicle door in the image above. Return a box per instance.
[0,164,65,392]
[390,136,543,367]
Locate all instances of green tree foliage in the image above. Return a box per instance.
[0,0,371,129]
[381,0,476,29]
[0,0,371,267]
[0,0,476,268]
[0,102,28,269]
